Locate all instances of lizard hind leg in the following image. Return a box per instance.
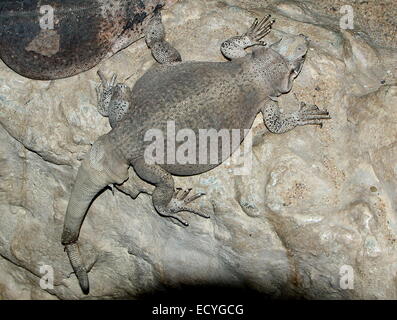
[145,12,182,64]
[96,70,116,117]
[132,158,209,226]
[96,71,132,128]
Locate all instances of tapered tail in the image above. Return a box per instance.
[65,243,89,294]
[62,160,111,294]
[61,136,129,294]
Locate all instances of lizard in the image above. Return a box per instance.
[61,15,331,294]
[0,0,178,80]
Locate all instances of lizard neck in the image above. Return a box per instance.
[240,49,289,99]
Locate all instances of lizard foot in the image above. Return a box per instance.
[297,102,331,128]
[160,188,209,226]
[245,15,275,47]
[95,71,118,117]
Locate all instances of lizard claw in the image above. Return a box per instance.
[97,71,118,90]
[297,102,331,127]
[185,192,206,203]
[96,71,120,117]
[161,188,209,226]
[97,70,107,87]
[110,74,117,87]
[245,15,275,46]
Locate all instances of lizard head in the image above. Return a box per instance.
[250,34,308,97]
[269,34,309,94]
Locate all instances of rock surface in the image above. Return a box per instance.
[0,0,397,299]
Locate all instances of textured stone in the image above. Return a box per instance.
[0,0,396,299]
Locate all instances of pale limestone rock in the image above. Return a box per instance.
[0,0,396,299]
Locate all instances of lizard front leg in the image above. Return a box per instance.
[145,12,182,64]
[132,158,209,226]
[221,15,275,60]
[262,101,331,134]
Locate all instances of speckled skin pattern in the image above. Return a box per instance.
[0,0,165,80]
[62,16,331,294]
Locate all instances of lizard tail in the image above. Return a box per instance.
[61,136,129,294]
[61,160,107,295]
[65,243,89,294]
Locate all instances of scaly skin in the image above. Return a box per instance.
[0,0,170,80]
[63,15,331,294]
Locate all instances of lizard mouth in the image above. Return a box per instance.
[291,55,306,78]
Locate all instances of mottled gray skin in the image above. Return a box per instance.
[62,16,331,294]
[0,0,174,80]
